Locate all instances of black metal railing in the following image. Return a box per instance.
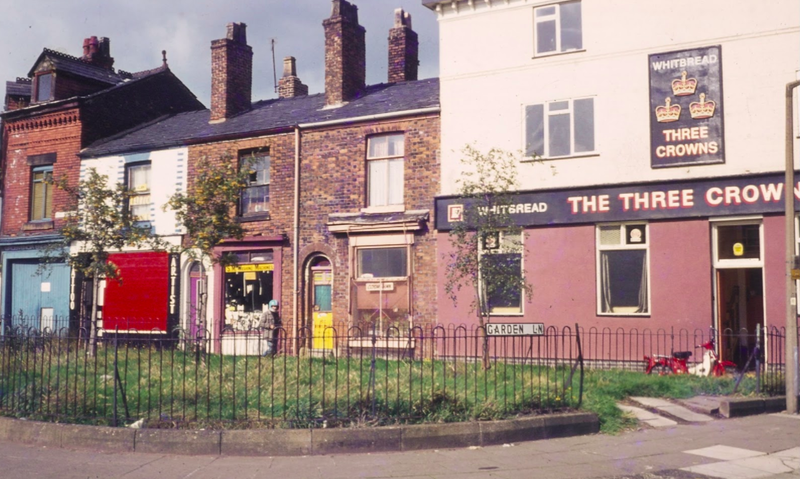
[0,320,584,428]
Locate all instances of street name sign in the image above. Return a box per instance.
[485,323,545,336]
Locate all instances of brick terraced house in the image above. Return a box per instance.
[0,36,203,332]
[79,0,440,353]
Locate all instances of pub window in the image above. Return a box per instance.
[534,1,582,57]
[479,232,524,315]
[31,165,54,221]
[224,250,274,331]
[597,223,649,315]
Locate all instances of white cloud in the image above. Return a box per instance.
[1,0,439,108]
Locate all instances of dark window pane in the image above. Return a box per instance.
[603,250,646,309]
[241,185,270,215]
[549,112,571,156]
[536,20,556,54]
[525,104,544,157]
[574,98,594,152]
[484,253,522,311]
[560,1,583,51]
[358,248,407,278]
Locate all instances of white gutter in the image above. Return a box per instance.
[293,126,300,354]
[298,107,440,129]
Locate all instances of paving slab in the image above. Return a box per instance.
[618,404,678,428]
[684,445,766,461]
[630,397,715,423]
[681,460,775,478]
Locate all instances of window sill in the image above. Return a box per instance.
[523,152,599,163]
[597,312,650,318]
[23,220,54,231]
[237,213,270,223]
[532,48,586,60]
[361,205,405,214]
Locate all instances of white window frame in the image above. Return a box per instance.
[479,231,525,316]
[596,223,650,316]
[126,162,151,222]
[533,1,583,57]
[366,133,405,212]
[239,151,270,217]
[711,217,764,270]
[524,97,596,159]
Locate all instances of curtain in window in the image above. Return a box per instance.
[600,250,647,313]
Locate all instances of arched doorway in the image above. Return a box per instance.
[186,261,206,340]
[306,255,333,351]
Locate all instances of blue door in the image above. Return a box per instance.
[8,260,71,332]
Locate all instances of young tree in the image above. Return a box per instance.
[163,153,250,339]
[444,145,533,369]
[43,168,163,354]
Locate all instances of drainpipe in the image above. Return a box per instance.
[785,80,800,415]
[293,126,301,355]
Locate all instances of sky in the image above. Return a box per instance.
[1,0,440,107]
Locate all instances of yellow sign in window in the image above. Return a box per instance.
[225,263,274,273]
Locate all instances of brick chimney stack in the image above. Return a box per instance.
[81,36,114,70]
[388,9,418,83]
[278,57,309,99]
[323,0,366,106]
[210,23,252,123]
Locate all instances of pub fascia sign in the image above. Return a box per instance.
[436,172,800,231]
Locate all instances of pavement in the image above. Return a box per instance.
[1,411,799,478]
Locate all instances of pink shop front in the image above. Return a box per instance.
[435,172,800,364]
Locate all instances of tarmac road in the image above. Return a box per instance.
[1,413,798,479]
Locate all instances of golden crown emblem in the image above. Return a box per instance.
[671,71,697,96]
[655,97,681,123]
[689,93,716,119]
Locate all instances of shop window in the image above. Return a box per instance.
[367,134,404,208]
[480,232,524,315]
[716,224,760,261]
[525,97,594,158]
[240,151,270,217]
[597,224,649,315]
[534,1,582,57]
[224,251,274,331]
[126,162,151,221]
[354,246,409,337]
[30,165,53,221]
[35,73,53,102]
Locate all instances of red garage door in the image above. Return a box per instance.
[103,252,169,332]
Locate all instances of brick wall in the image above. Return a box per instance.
[298,114,441,329]
[188,133,296,321]
[323,0,366,106]
[2,107,83,236]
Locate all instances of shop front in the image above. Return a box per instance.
[213,239,282,355]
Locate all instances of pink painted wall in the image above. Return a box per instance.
[437,219,714,333]
[764,214,787,330]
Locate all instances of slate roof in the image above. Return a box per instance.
[81,78,439,158]
[28,48,125,85]
[5,79,31,97]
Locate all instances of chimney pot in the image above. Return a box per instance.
[278,56,308,98]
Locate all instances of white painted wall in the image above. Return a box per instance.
[80,147,187,238]
[433,0,800,194]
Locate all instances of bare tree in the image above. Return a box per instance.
[444,145,533,369]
